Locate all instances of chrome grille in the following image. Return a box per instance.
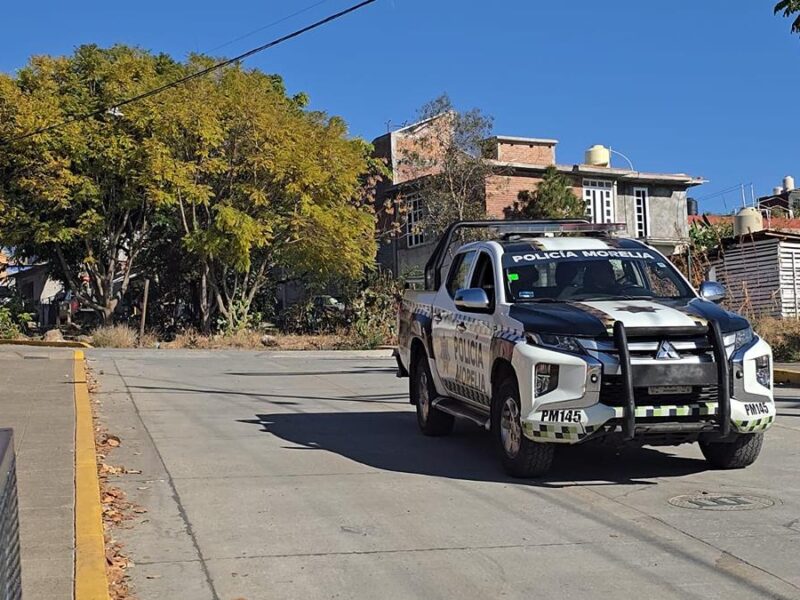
[600,376,718,407]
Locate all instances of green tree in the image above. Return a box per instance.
[394,94,494,238]
[0,45,181,323]
[0,46,382,331]
[145,57,382,331]
[506,166,585,220]
[775,0,800,34]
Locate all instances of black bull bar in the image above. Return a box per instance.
[613,320,731,440]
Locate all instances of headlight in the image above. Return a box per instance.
[755,355,771,388]
[527,333,584,355]
[734,327,754,351]
[535,363,559,396]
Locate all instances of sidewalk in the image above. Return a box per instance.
[774,362,800,385]
[0,346,76,599]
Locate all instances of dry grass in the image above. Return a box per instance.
[163,329,356,350]
[89,325,389,351]
[91,325,139,348]
[753,316,800,362]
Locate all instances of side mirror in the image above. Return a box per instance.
[699,281,726,304]
[454,288,491,313]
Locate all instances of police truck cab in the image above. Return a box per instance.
[395,220,774,477]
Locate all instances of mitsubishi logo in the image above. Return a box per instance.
[656,340,681,360]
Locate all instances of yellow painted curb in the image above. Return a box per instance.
[774,368,800,385]
[0,339,92,348]
[73,350,110,600]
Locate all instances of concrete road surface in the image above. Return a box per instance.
[90,349,800,600]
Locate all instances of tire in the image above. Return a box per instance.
[493,377,554,478]
[699,433,764,469]
[411,353,454,436]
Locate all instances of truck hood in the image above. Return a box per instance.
[508,298,748,337]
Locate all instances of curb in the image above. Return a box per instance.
[73,350,110,600]
[0,339,92,348]
[774,368,800,385]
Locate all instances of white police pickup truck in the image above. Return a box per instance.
[395,220,774,477]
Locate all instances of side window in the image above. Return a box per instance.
[470,252,496,310]
[446,251,477,298]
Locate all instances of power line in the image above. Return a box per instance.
[1,0,376,145]
[206,0,331,54]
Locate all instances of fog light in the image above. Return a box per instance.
[535,363,559,396]
[755,355,771,389]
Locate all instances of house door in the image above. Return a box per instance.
[584,179,615,223]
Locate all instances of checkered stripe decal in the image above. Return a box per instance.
[446,380,490,405]
[733,415,775,433]
[527,423,599,442]
[611,402,718,419]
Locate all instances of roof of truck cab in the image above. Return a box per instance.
[499,237,648,253]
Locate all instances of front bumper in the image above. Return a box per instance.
[513,328,775,445]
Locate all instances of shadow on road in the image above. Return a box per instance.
[238,411,708,488]
[226,366,396,377]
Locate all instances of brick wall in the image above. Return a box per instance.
[495,141,556,165]
[392,115,453,185]
[485,172,583,218]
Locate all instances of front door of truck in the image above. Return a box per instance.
[454,251,497,408]
[431,250,476,391]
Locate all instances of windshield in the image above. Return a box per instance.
[502,248,694,302]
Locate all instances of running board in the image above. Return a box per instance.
[432,397,491,430]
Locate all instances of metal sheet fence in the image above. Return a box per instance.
[0,429,21,600]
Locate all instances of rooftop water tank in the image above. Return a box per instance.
[733,207,764,237]
[585,145,610,167]
[784,175,795,192]
[774,186,784,196]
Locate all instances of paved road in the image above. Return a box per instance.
[90,349,800,600]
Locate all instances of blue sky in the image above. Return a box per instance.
[2,0,798,213]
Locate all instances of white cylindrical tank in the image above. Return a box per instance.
[733,207,764,237]
[784,175,795,192]
[774,186,784,195]
[585,144,610,167]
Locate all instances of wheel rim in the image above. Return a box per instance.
[500,396,522,457]
[418,369,430,422]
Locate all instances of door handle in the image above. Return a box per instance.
[456,322,467,332]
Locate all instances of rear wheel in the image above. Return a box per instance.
[699,433,763,469]
[493,377,554,478]
[411,353,454,436]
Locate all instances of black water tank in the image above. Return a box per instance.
[687,197,698,216]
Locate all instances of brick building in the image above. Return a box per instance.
[373,115,705,281]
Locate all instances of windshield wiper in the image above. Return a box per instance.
[514,297,561,303]
[572,295,640,301]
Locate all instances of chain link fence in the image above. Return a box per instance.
[0,429,21,600]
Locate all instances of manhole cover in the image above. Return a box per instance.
[669,492,775,511]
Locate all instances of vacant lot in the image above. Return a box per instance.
[89,349,800,600]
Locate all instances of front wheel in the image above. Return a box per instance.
[699,433,764,469]
[493,377,554,478]
[411,353,454,436]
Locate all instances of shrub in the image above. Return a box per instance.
[91,325,139,348]
[752,316,800,362]
[346,273,403,349]
[0,307,22,339]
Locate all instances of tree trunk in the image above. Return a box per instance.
[199,263,212,334]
